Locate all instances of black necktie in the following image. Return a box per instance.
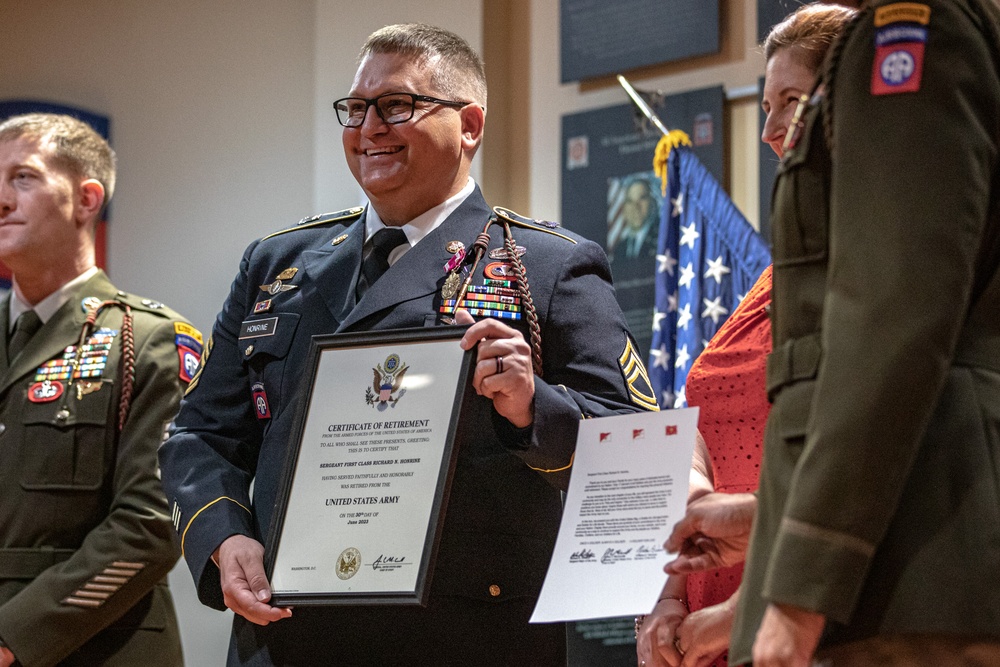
[8,310,42,363]
[356,227,408,300]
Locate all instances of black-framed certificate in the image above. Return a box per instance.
[264,327,473,606]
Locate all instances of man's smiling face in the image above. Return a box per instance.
[342,51,468,225]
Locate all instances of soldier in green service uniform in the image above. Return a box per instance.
[665,0,1000,665]
[0,113,195,666]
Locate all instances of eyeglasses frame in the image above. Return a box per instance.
[333,92,473,128]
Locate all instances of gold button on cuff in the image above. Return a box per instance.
[245,344,254,357]
[488,584,501,597]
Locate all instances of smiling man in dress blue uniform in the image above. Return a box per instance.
[160,23,658,665]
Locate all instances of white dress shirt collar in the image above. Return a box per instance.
[9,266,100,331]
[364,178,476,266]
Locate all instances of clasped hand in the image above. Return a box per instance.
[663,492,756,575]
[456,310,535,428]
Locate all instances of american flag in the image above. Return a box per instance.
[649,144,771,409]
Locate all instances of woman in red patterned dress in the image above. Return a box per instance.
[636,5,857,666]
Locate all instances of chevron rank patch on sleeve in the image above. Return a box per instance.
[619,334,659,411]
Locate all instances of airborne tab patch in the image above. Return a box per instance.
[874,2,930,27]
[174,322,203,345]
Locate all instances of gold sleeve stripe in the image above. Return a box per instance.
[63,562,147,609]
[110,561,145,570]
[627,387,660,411]
[181,496,253,558]
[619,337,660,411]
[84,583,118,592]
[102,567,139,577]
[62,597,102,609]
[781,517,876,558]
[73,591,111,600]
[527,452,575,474]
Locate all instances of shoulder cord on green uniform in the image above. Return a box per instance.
[72,301,136,432]
[453,216,544,378]
[822,6,869,153]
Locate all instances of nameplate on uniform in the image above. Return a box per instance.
[239,317,279,340]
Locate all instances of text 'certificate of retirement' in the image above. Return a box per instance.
[530,407,699,623]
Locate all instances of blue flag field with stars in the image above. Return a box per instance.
[649,145,771,409]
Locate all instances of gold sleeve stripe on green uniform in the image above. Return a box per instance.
[528,452,575,474]
[181,496,252,558]
[780,517,876,558]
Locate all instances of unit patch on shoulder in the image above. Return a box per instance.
[618,334,659,412]
[177,346,201,383]
[184,334,213,395]
[173,323,203,383]
[871,2,931,95]
[252,382,271,419]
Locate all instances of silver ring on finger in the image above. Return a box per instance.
[496,355,504,374]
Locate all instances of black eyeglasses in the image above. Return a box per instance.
[333,92,472,128]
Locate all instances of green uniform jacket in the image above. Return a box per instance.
[0,271,190,666]
[732,0,1000,662]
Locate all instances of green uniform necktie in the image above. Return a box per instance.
[8,310,43,363]
[356,227,408,300]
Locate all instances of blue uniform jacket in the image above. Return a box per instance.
[159,187,657,663]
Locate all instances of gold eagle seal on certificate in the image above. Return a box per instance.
[365,353,409,409]
[336,547,361,580]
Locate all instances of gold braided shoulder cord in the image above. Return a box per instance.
[452,216,544,378]
[70,301,135,433]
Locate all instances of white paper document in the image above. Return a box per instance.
[530,407,699,623]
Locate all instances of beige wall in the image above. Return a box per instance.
[0,0,317,336]
[0,4,317,660]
